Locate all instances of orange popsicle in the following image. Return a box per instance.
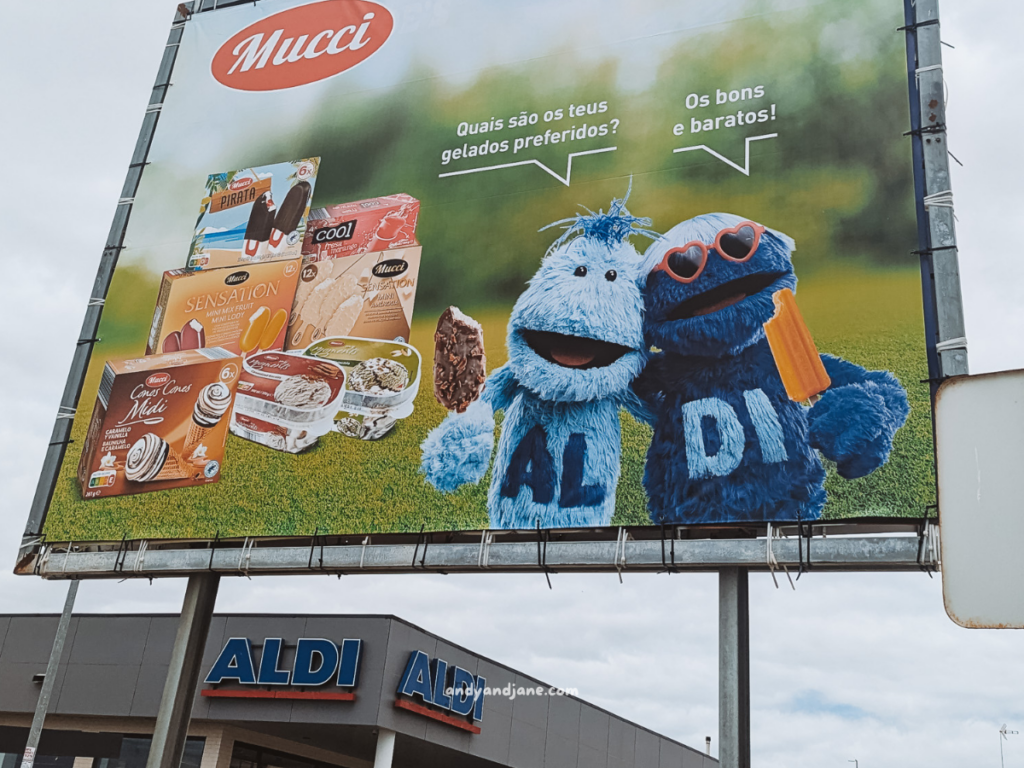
[763,288,830,402]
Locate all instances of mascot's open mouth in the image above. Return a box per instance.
[522,330,632,369]
[667,272,786,321]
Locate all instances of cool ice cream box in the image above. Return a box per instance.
[286,245,422,349]
[147,259,301,357]
[303,336,421,440]
[77,348,240,499]
[187,158,319,270]
[302,193,419,261]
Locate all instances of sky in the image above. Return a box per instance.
[2,1,1024,767]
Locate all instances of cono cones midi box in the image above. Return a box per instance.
[77,348,241,499]
[286,245,422,348]
[147,260,301,357]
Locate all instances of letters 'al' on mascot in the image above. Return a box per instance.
[637,213,910,524]
[420,191,655,529]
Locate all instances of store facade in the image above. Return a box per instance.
[0,614,714,768]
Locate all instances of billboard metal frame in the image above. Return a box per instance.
[18,0,961,579]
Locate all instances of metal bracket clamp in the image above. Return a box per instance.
[359,536,371,569]
[477,531,494,569]
[237,537,254,578]
[659,524,679,573]
[536,522,553,589]
[133,541,150,573]
[765,523,795,590]
[307,529,325,572]
[613,527,629,583]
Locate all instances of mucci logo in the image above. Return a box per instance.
[372,259,409,278]
[225,271,250,286]
[211,1,394,92]
[395,650,485,734]
[146,373,170,387]
[202,637,361,701]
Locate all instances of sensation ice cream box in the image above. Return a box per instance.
[302,193,419,261]
[147,259,301,357]
[77,348,240,499]
[286,245,421,349]
[187,158,319,270]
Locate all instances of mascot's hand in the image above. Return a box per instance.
[807,375,909,480]
[420,399,495,492]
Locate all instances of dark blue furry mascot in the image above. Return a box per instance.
[637,213,910,524]
[421,192,655,529]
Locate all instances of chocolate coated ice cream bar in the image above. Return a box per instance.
[270,181,312,249]
[244,192,276,258]
[433,306,486,413]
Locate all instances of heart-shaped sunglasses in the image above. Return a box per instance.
[652,221,765,284]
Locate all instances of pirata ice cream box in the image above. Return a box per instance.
[77,348,240,499]
[187,158,319,270]
[147,259,301,357]
[302,193,419,261]
[285,245,421,349]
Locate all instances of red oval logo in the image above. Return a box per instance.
[211,1,394,92]
[147,373,171,387]
[229,177,254,191]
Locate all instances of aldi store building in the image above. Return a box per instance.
[0,614,714,768]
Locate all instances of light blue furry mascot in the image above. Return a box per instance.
[637,212,910,524]
[420,191,656,529]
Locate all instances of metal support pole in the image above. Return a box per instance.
[146,574,220,768]
[373,729,396,768]
[910,0,968,378]
[719,568,750,768]
[20,581,80,768]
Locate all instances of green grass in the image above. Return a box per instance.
[44,267,934,541]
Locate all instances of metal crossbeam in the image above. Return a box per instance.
[24,526,938,579]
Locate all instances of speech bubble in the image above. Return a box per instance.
[673,133,778,176]
[438,146,617,187]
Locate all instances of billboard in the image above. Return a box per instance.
[33,0,935,545]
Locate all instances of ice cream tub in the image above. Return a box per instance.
[229,351,346,453]
[302,336,421,439]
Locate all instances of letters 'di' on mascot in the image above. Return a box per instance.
[420,192,655,529]
[637,213,910,524]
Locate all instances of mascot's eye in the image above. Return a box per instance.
[574,266,587,277]
[605,270,617,282]
[718,225,758,260]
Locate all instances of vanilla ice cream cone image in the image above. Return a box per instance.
[125,433,190,483]
[244,192,276,259]
[269,181,311,251]
[183,382,232,454]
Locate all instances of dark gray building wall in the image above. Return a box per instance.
[0,614,715,768]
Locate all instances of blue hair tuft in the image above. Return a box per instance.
[541,180,659,250]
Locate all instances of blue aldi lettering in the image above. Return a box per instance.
[683,389,789,479]
[397,650,486,723]
[500,427,605,508]
[205,637,362,688]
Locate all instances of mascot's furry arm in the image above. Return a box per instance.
[807,354,910,479]
[420,365,518,492]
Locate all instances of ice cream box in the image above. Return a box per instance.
[77,348,240,499]
[146,259,301,357]
[230,351,346,453]
[303,336,421,440]
[187,158,319,270]
[285,245,421,349]
[302,193,419,262]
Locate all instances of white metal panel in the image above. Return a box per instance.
[936,369,1024,628]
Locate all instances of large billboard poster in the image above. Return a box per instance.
[40,0,934,542]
